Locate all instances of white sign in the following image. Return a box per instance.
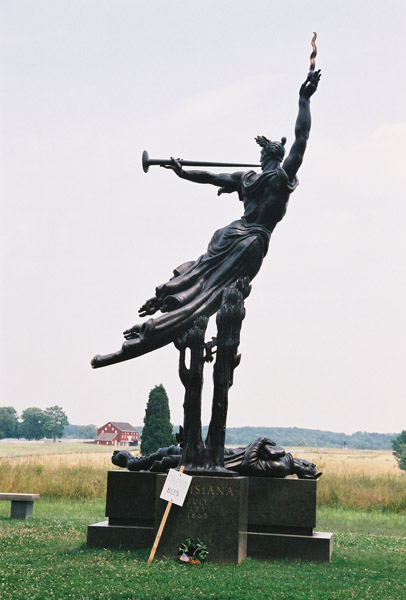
[160,469,192,507]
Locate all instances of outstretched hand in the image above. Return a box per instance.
[161,157,183,175]
[299,70,321,99]
[138,296,160,318]
[123,324,141,340]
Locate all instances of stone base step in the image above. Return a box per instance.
[87,521,154,549]
[247,530,333,562]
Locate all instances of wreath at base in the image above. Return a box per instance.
[178,538,208,564]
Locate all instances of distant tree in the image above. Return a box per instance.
[141,384,176,455]
[79,424,97,439]
[392,431,406,471]
[0,407,19,439]
[20,407,47,440]
[43,406,69,442]
[64,424,97,439]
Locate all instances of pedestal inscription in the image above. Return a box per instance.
[154,475,248,563]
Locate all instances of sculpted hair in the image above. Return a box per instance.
[255,135,287,162]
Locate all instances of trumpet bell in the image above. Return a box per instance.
[142,150,150,173]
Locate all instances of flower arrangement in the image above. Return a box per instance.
[178,538,208,564]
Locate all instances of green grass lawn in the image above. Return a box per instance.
[0,500,405,600]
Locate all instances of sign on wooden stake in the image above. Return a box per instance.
[148,466,191,565]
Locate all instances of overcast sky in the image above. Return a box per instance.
[1,1,405,435]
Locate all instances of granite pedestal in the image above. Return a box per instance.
[247,477,333,561]
[154,474,248,563]
[88,471,248,563]
[87,471,156,549]
[87,471,332,562]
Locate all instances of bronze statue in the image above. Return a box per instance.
[91,68,321,369]
[112,437,322,480]
[91,37,321,475]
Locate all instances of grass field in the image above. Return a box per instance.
[295,448,406,512]
[1,443,405,511]
[0,441,118,458]
[0,499,405,600]
[1,444,405,599]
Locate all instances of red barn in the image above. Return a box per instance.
[94,422,139,446]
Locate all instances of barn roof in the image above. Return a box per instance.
[95,432,117,442]
[109,422,138,432]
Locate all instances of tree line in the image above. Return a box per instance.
[0,406,69,442]
[134,424,399,451]
[221,426,399,450]
[64,424,98,439]
[135,424,399,451]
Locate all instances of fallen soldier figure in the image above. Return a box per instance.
[112,437,322,479]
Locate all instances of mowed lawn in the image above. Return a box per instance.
[0,444,405,599]
[0,500,405,600]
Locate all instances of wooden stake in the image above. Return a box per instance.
[147,465,185,565]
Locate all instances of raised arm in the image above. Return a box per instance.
[163,158,245,196]
[282,70,321,181]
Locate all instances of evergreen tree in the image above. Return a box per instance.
[392,430,406,471]
[0,407,19,439]
[141,384,175,455]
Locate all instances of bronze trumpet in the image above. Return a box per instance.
[142,150,260,173]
